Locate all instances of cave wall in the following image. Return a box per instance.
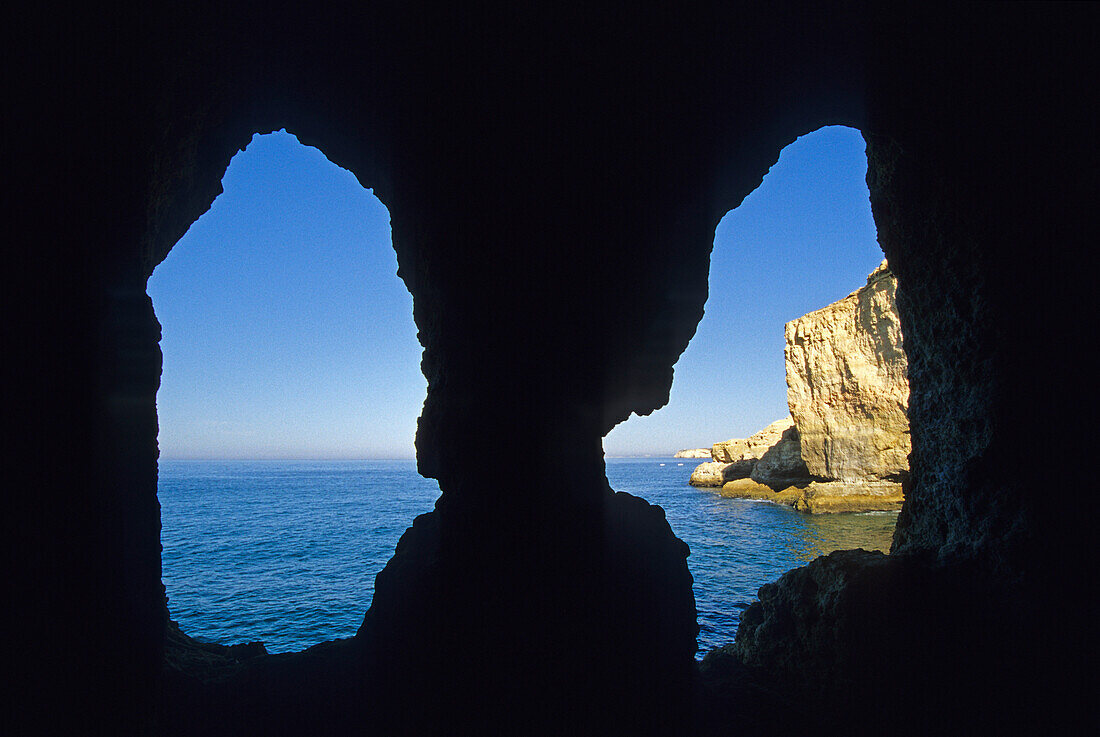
[8,2,1094,734]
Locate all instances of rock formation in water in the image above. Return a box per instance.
[690,263,909,512]
[690,418,794,486]
[712,417,793,464]
[785,261,910,483]
[673,448,712,458]
[689,461,734,486]
[748,425,813,488]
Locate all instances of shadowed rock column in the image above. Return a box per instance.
[357,153,703,731]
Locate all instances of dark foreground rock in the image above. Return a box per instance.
[161,488,696,736]
[725,549,1038,735]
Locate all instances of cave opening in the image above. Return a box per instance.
[11,5,1089,733]
[148,130,437,654]
[603,125,908,657]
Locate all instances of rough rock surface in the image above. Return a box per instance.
[720,479,903,513]
[711,418,793,463]
[720,478,805,507]
[793,480,904,513]
[693,265,908,512]
[729,550,1028,734]
[689,461,735,487]
[784,262,910,483]
[691,418,795,487]
[748,425,812,489]
[673,448,712,458]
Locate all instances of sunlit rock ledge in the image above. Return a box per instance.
[689,262,909,513]
[719,478,904,513]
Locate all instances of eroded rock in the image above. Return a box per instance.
[692,418,796,487]
[690,461,736,487]
[719,478,805,506]
[748,425,812,489]
[692,264,909,512]
[792,480,904,513]
[784,262,910,483]
[711,418,793,463]
[719,478,902,513]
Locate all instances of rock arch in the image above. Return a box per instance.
[9,4,1092,735]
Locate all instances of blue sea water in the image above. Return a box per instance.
[159,458,897,658]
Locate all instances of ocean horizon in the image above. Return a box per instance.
[159,458,897,658]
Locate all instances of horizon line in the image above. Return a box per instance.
[158,454,685,461]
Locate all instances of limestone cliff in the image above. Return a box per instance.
[689,262,909,512]
[784,261,910,483]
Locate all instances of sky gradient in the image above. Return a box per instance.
[149,126,884,459]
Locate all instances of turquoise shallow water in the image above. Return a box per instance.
[159,458,896,657]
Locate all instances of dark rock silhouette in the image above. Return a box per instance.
[7,3,1093,735]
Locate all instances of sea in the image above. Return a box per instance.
[159,458,897,659]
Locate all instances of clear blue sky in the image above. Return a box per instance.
[149,126,884,460]
[149,132,424,459]
[604,126,884,456]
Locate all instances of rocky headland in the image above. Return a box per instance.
[689,262,909,513]
[673,448,712,458]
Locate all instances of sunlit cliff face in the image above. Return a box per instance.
[605,125,886,458]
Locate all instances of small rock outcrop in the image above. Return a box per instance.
[711,418,793,463]
[689,262,909,512]
[689,462,736,486]
[748,425,811,489]
[690,418,794,488]
[673,448,712,458]
[786,480,904,513]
